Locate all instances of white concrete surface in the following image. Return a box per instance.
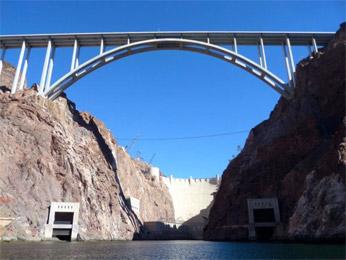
[162,176,219,223]
[44,202,80,240]
[126,197,140,216]
[150,167,160,183]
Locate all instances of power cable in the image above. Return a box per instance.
[117,129,249,141]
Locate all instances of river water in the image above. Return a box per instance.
[0,240,344,259]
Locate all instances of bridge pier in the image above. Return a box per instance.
[70,39,80,71]
[18,47,31,91]
[258,37,267,69]
[312,37,318,53]
[99,37,105,54]
[305,37,320,58]
[45,47,55,92]
[285,37,296,87]
[39,40,53,94]
[11,41,27,94]
[0,48,6,78]
[283,43,294,89]
[232,36,238,53]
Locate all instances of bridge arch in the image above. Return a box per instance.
[44,38,291,100]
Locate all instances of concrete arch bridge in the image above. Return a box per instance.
[0,31,334,100]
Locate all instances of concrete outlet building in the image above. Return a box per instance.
[44,202,80,241]
[247,198,280,240]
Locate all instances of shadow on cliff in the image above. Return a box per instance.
[203,23,346,242]
[135,221,192,240]
[61,94,143,238]
[179,199,215,240]
[0,85,11,93]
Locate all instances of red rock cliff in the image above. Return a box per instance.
[204,24,346,241]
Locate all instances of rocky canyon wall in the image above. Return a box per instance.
[116,149,175,224]
[0,61,174,240]
[204,24,346,241]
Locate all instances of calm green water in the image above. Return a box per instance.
[0,240,344,259]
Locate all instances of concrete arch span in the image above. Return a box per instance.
[44,38,291,100]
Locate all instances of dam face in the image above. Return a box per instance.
[120,165,220,239]
[162,175,219,224]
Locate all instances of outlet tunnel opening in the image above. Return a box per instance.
[52,228,72,241]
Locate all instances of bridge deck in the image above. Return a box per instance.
[0,31,335,48]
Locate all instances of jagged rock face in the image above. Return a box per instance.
[0,88,141,240]
[116,149,175,223]
[0,62,16,90]
[77,113,175,227]
[204,24,346,241]
[0,62,176,240]
[0,57,175,241]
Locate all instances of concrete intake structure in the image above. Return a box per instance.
[44,202,80,241]
[247,198,280,240]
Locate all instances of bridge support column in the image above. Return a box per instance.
[70,39,80,71]
[285,38,296,86]
[312,37,318,53]
[0,48,6,78]
[257,43,263,67]
[44,47,55,91]
[39,40,52,94]
[258,37,267,69]
[11,40,26,94]
[307,45,313,57]
[233,37,238,53]
[283,44,293,89]
[284,38,296,88]
[18,47,31,91]
[100,37,104,54]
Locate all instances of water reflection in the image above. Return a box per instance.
[0,240,344,259]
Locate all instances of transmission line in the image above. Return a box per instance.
[117,130,249,141]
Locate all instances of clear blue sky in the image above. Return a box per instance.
[1,1,344,178]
